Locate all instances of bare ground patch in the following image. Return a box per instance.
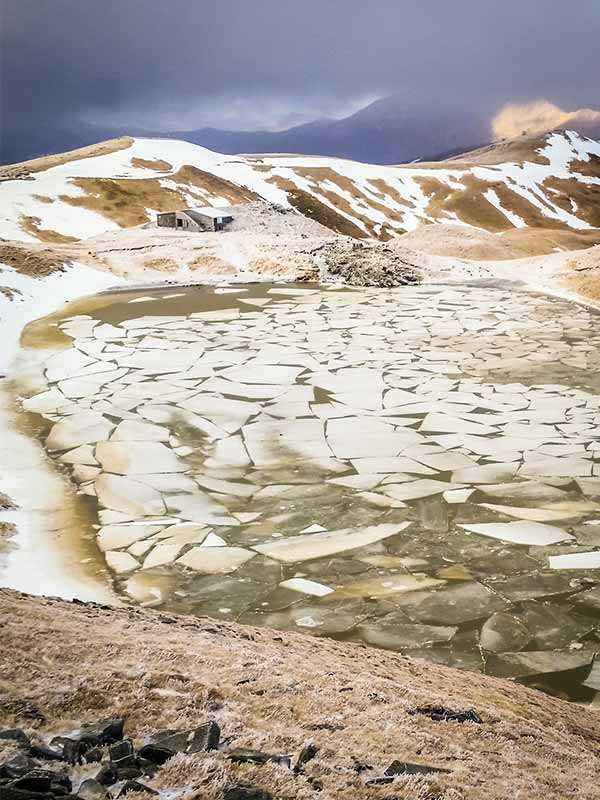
[267,177,368,239]
[58,169,258,233]
[60,177,186,228]
[189,254,236,275]
[130,157,173,171]
[0,137,133,178]
[0,286,23,299]
[542,176,600,228]
[420,175,513,231]
[19,215,79,244]
[570,154,600,180]
[0,242,69,277]
[142,257,181,272]
[290,168,408,237]
[397,223,600,260]
[562,244,600,302]
[172,165,258,205]
[443,133,551,167]
[565,269,600,302]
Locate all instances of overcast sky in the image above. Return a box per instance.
[2,0,599,132]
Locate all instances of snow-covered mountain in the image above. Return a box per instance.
[1,129,599,245]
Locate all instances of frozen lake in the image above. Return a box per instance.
[9,282,600,702]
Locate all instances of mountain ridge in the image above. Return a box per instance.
[4,94,599,168]
[1,129,599,256]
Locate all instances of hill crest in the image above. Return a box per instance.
[0,130,599,248]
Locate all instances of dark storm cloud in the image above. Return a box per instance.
[2,0,599,130]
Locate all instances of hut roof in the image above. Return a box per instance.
[185,206,233,219]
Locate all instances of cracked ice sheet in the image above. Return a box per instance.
[460,521,574,546]
[20,284,600,614]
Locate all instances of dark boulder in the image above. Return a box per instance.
[294,743,318,773]
[59,719,126,765]
[28,743,64,762]
[77,778,109,800]
[0,754,34,780]
[61,739,89,766]
[137,744,174,766]
[136,758,159,778]
[384,759,451,776]
[7,768,71,793]
[151,721,220,753]
[223,786,272,800]
[109,739,136,767]
[81,719,125,745]
[0,730,29,748]
[115,765,143,782]
[82,747,103,763]
[6,774,51,793]
[227,749,291,769]
[94,763,118,787]
[0,789,54,800]
[408,705,482,724]
[116,780,158,797]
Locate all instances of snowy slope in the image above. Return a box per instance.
[1,131,599,243]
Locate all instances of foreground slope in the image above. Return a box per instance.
[1,130,599,249]
[2,589,600,800]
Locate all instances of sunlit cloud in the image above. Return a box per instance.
[492,100,600,139]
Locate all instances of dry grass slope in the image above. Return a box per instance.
[0,137,133,179]
[284,187,369,239]
[0,242,69,277]
[59,168,259,230]
[1,590,600,800]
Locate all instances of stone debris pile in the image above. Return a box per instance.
[0,718,220,798]
[0,710,464,798]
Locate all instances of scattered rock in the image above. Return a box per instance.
[8,767,71,794]
[227,748,291,769]
[109,739,136,767]
[94,763,118,786]
[0,789,51,800]
[28,743,64,762]
[0,753,32,779]
[67,719,125,764]
[0,730,29,747]
[116,779,158,797]
[0,494,17,514]
[151,721,220,753]
[223,785,272,800]
[114,764,143,781]
[367,758,452,784]
[136,743,174,766]
[387,759,451,777]
[82,747,104,763]
[294,742,318,773]
[408,705,483,724]
[77,778,109,799]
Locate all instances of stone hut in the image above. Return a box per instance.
[157,207,234,232]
